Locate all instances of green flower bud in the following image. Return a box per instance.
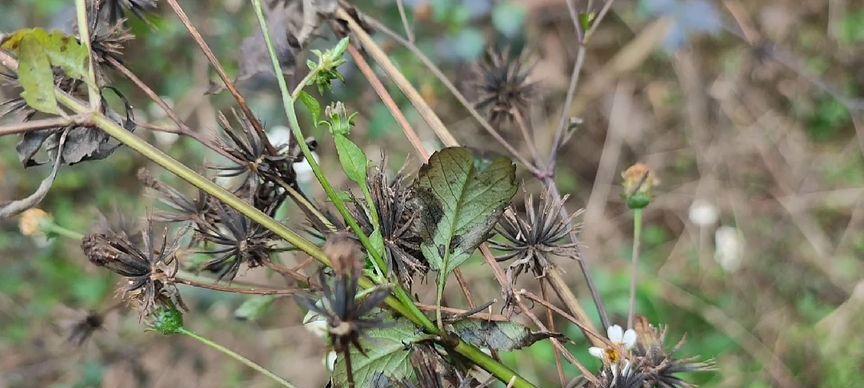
[151,306,184,335]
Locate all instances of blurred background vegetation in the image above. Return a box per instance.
[1,0,862,386]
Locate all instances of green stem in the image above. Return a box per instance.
[41,220,85,240]
[250,0,385,277]
[177,327,296,387]
[74,0,100,110]
[627,208,643,328]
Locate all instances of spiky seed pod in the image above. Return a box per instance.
[90,20,134,66]
[81,220,186,317]
[491,190,580,282]
[307,162,428,287]
[138,169,216,240]
[212,111,296,214]
[632,317,715,387]
[98,0,159,24]
[475,48,533,126]
[196,202,274,281]
[295,236,390,355]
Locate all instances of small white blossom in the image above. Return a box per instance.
[588,324,637,363]
[688,199,718,227]
[715,226,742,272]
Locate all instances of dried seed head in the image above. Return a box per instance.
[475,48,533,126]
[81,220,186,317]
[324,232,364,279]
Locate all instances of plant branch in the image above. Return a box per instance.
[0,115,89,137]
[177,327,296,387]
[74,0,100,111]
[173,276,299,296]
[163,0,276,155]
[354,11,543,177]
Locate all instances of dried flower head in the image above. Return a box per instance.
[138,168,215,232]
[19,208,50,236]
[475,48,533,126]
[196,202,273,281]
[492,190,580,281]
[295,235,390,355]
[90,20,134,65]
[98,0,159,24]
[309,162,428,286]
[81,220,186,316]
[213,111,295,213]
[621,163,658,209]
[632,317,715,387]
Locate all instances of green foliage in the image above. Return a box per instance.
[1,28,89,113]
[297,90,322,125]
[234,296,276,322]
[307,37,349,93]
[451,320,548,351]
[416,147,517,277]
[332,315,432,387]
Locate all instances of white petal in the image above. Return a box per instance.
[622,329,637,349]
[325,351,337,371]
[607,325,624,343]
[588,347,605,359]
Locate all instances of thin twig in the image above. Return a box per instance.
[415,303,508,322]
[163,0,276,154]
[395,0,415,43]
[540,281,567,387]
[106,57,230,158]
[173,276,299,296]
[519,287,605,344]
[347,45,429,160]
[343,10,543,177]
[0,115,88,137]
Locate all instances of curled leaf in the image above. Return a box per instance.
[450,319,556,351]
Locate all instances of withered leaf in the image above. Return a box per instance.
[450,319,554,352]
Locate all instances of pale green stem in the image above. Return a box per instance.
[250,0,385,278]
[178,327,296,387]
[627,208,643,328]
[40,219,85,240]
[74,0,100,110]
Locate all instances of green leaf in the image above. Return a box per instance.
[234,296,276,321]
[2,28,89,114]
[297,90,322,125]
[41,31,88,80]
[369,228,386,259]
[451,320,551,351]
[15,33,60,114]
[332,315,431,388]
[416,147,517,276]
[334,134,368,185]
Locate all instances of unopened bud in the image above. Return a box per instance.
[19,208,50,236]
[622,163,657,209]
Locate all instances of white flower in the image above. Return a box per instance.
[324,351,337,371]
[267,125,293,152]
[303,310,328,338]
[715,226,742,272]
[293,152,318,184]
[588,324,637,363]
[688,199,718,227]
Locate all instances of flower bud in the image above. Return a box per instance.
[19,208,50,236]
[151,306,184,335]
[621,163,657,209]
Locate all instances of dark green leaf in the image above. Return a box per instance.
[451,320,551,351]
[332,316,431,388]
[416,147,517,276]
